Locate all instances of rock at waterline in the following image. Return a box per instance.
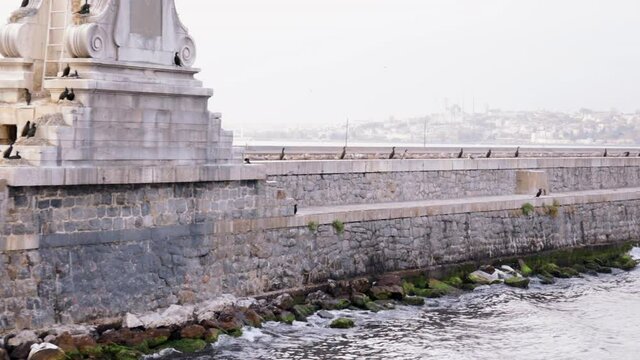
[317,310,335,319]
[518,259,534,276]
[27,343,65,360]
[403,296,426,306]
[279,311,296,325]
[274,293,295,310]
[351,292,371,308]
[330,318,355,329]
[157,339,207,354]
[468,270,499,285]
[536,274,556,285]
[0,348,8,360]
[505,276,530,289]
[180,325,206,339]
[365,301,384,313]
[369,285,404,300]
[293,304,318,321]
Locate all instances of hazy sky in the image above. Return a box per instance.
[2,1,640,130]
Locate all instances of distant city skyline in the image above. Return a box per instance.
[1,1,640,130]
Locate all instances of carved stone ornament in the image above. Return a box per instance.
[0,0,46,59]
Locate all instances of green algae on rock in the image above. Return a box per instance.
[330,318,355,329]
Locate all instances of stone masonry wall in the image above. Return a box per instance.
[270,166,640,207]
[1,181,639,333]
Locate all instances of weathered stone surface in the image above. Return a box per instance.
[27,343,65,360]
[504,277,530,289]
[273,294,295,311]
[329,318,355,329]
[180,325,206,340]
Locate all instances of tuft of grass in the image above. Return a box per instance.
[332,220,345,234]
[521,202,535,216]
[543,199,560,217]
[307,221,319,232]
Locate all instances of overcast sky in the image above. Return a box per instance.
[2,1,640,130]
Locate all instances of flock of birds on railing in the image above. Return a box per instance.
[244,146,636,164]
[21,0,90,13]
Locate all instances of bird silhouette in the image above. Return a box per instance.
[66,89,75,101]
[603,149,608,157]
[26,123,37,138]
[623,151,630,157]
[339,146,346,160]
[293,204,298,215]
[24,88,31,105]
[457,148,464,158]
[401,149,408,160]
[389,147,396,159]
[21,0,28,8]
[244,158,251,164]
[61,64,70,77]
[486,149,492,158]
[279,147,285,161]
[9,151,21,160]
[3,144,13,159]
[77,0,90,14]
[515,146,520,158]
[174,52,182,67]
[70,70,79,78]
[20,121,30,137]
[535,189,543,198]
[58,87,69,102]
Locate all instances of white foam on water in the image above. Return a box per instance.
[630,247,640,260]
[142,348,180,359]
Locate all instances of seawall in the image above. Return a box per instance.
[1,158,640,333]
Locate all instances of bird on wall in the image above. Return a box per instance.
[24,88,31,106]
[20,0,28,8]
[20,121,30,137]
[66,89,75,101]
[279,147,285,161]
[401,149,408,160]
[3,144,13,159]
[58,87,69,103]
[61,64,70,77]
[515,146,520,158]
[623,151,630,157]
[389,147,396,159]
[486,149,492,158]
[174,52,183,67]
[339,146,346,160]
[77,0,90,15]
[293,204,298,215]
[244,158,251,164]
[70,70,79,78]
[603,149,608,157]
[535,189,543,198]
[26,123,37,138]
[457,148,464,159]
[9,151,21,160]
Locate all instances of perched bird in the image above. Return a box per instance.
[401,149,408,160]
[603,149,608,157]
[468,154,475,160]
[244,158,251,164]
[339,146,346,160]
[174,52,182,67]
[3,144,13,159]
[66,89,75,101]
[9,151,21,160]
[77,0,90,14]
[58,87,69,102]
[624,151,630,157]
[293,204,298,215]
[457,148,464,159]
[389,146,396,159]
[61,64,70,77]
[515,146,520,158]
[20,121,30,137]
[535,189,543,198]
[26,123,37,138]
[70,70,79,78]
[21,0,28,8]
[486,149,492,158]
[24,88,31,106]
[279,147,285,161]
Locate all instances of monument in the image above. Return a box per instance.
[0,0,234,166]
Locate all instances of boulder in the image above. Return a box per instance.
[10,342,35,360]
[505,276,530,289]
[317,310,334,319]
[320,298,351,310]
[142,328,171,348]
[537,274,556,285]
[327,279,351,298]
[374,300,396,310]
[0,348,8,360]
[240,308,263,328]
[27,343,65,360]
[329,318,355,329]
[217,311,243,334]
[273,294,295,310]
[518,259,534,276]
[180,325,206,340]
[279,311,296,325]
[305,291,332,306]
[292,304,317,321]
[350,278,372,294]
[403,296,425,306]
[140,305,194,328]
[468,270,498,285]
[8,331,39,348]
[158,339,207,354]
[369,285,404,300]
[124,313,144,329]
[195,294,237,321]
[204,328,221,343]
[376,274,402,287]
[364,301,384,313]
[351,293,370,308]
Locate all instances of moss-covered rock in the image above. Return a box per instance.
[443,276,464,288]
[364,301,384,313]
[374,300,396,310]
[329,318,355,329]
[292,304,317,321]
[351,293,370,308]
[504,276,530,289]
[204,328,221,343]
[369,285,404,300]
[402,281,416,295]
[518,259,534,276]
[158,339,207,354]
[537,274,555,285]
[403,296,425,306]
[279,311,296,325]
[467,271,494,285]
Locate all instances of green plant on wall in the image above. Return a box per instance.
[332,220,345,234]
[543,200,560,218]
[521,203,535,216]
[307,221,319,232]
